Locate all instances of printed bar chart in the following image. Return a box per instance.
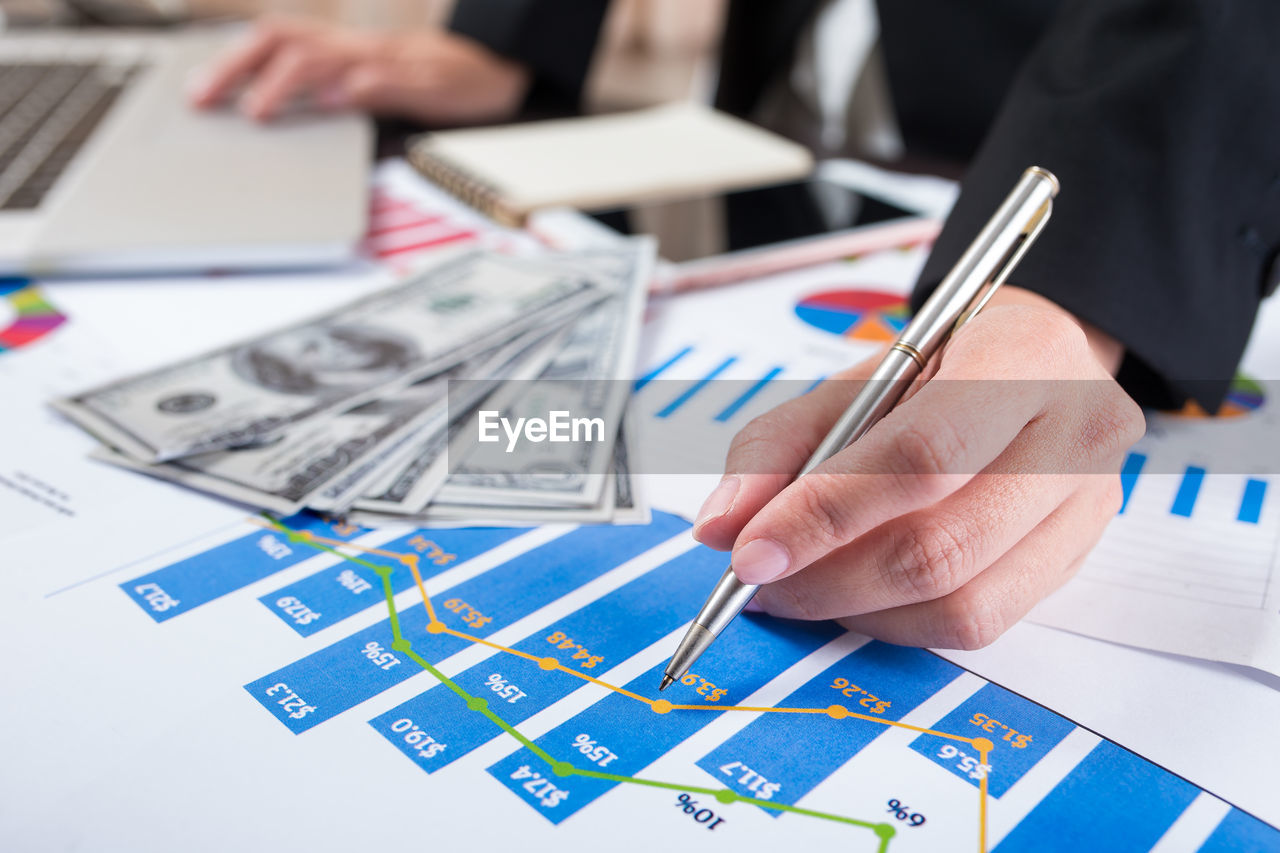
[909,683,1075,798]
[369,543,726,773]
[1119,452,1146,513]
[714,367,784,422]
[246,516,686,732]
[1239,479,1267,524]
[992,740,1200,851]
[121,513,364,621]
[202,511,1280,849]
[1171,466,1207,518]
[697,642,961,813]
[259,526,525,636]
[487,615,842,824]
[656,356,738,418]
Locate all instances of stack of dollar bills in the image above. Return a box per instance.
[53,243,654,526]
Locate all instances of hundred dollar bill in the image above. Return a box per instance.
[303,327,567,514]
[90,374,452,515]
[55,250,609,463]
[353,421,640,527]
[87,329,568,515]
[352,326,569,516]
[435,240,653,509]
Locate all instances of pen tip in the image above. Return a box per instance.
[659,674,674,692]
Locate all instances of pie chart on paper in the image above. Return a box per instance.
[794,289,911,343]
[0,278,67,353]
[1173,373,1266,419]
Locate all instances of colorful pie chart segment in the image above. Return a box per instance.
[794,289,910,343]
[0,277,68,353]
[1173,373,1266,419]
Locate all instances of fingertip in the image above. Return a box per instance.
[731,538,790,585]
[691,516,736,551]
[692,476,738,538]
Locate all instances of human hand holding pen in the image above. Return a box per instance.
[691,285,1144,649]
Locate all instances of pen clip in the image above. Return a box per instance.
[953,197,1053,332]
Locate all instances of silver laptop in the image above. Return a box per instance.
[0,28,372,275]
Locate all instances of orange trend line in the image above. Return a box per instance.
[404,555,438,624]
[404,548,983,749]
[977,742,992,853]
[265,516,991,850]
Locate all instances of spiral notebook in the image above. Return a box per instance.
[406,103,813,226]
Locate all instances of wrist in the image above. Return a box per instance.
[986,285,1125,375]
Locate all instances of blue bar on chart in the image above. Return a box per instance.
[259,527,526,636]
[369,543,726,773]
[993,740,1200,852]
[1118,452,1146,514]
[245,515,688,733]
[714,367,783,422]
[487,614,842,824]
[1170,465,1206,518]
[634,346,692,390]
[656,357,737,418]
[122,513,364,622]
[1198,807,1279,853]
[697,642,961,813]
[1238,479,1267,524]
[909,682,1074,798]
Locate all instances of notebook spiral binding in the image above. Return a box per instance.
[406,136,522,227]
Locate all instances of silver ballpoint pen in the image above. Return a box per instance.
[660,166,1060,691]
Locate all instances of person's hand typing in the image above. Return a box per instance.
[692,286,1144,649]
[188,16,530,124]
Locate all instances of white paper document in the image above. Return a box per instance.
[4,177,1280,852]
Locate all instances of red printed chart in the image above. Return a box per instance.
[360,187,480,265]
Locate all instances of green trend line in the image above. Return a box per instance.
[267,517,895,846]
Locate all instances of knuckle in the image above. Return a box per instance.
[727,405,813,474]
[934,593,1007,650]
[887,519,972,602]
[1039,310,1089,357]
[787,475,853,551]
[888,420,968,499]
[1077,386,1145,465]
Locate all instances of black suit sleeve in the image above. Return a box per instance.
[448,0,610,118]
[911,0,1280,411]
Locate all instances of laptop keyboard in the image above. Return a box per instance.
[0,59,142,211]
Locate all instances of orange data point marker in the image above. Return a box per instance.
[538,657,559,671]
[651,699,673,715]
[971,737,995,753]
[426,621,446,634]
[826,704,849,720]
